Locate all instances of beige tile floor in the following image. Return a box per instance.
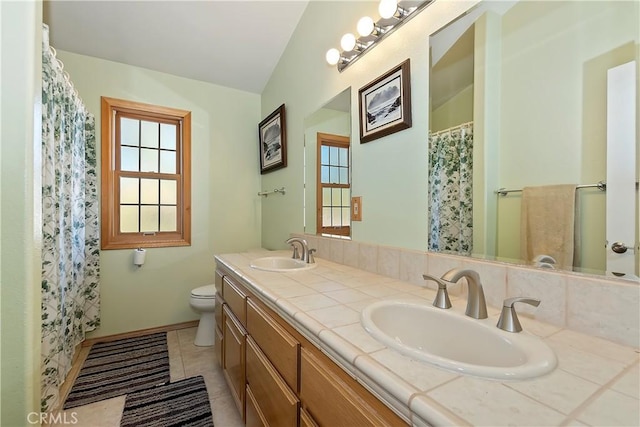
[53,327,243,427]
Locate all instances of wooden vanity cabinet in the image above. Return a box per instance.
[300,348,403,427]
[214,269,224,294]
[222,304,246,420]
[214,293,224,367]
[216,267,407,427]
[245,384,267,427]
[246,298,299,392]
[299,408,319,427]
[246,337,299,427]
[223,276,247,326]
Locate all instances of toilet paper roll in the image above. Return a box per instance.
[133,248,146,266]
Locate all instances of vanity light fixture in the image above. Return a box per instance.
[340,33,357,51]
[326,0,434,72]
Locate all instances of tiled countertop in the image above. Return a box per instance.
[215,250,640,427]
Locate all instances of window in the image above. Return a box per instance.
[316,133,350,236]
[101,97,191,249]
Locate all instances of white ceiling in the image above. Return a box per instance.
[44,1,309,94]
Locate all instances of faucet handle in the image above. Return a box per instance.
[307,248,316,263]
[423,274,452,309]
[289,244,300,259]
[497,297,541,333]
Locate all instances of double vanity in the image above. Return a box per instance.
[214,248,639,426]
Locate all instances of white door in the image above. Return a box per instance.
[606,60,637,278]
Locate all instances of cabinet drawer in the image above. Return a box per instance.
[223,277,246,326]
[223,305,246,420]
[214,326,223,368]
[246,337,299,427]
[300,408,319,427]
[300,348,402,427]
[247,298,299,392]
[246,385,267,427]
[214,293,224,332]
[214,270,224,294]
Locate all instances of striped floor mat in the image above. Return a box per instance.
[64,332,170,409]
[120,375,213,427]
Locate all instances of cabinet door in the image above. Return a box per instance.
[300,348,403,427]
[214,325,223,368]
[246,385,267,427]
[214,269,224,294]
[246,337,299,427]
[223,305,246,420]
[223,277,247,326]
[300,408,319,427]
[214,293,224,331]
[247,298,299,392]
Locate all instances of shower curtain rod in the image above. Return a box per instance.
[429,121,473,136]
[495,180,639,196]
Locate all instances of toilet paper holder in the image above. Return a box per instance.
[133,247,146,268]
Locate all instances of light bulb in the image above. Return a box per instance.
[325,48,340,65]
[378,0,398,19]
[340,33,357,51]
[357,16,375,37]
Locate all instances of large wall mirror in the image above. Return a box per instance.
[428,0,638,279]
[303,88,352,237]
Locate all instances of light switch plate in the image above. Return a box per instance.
[351,196,362,221]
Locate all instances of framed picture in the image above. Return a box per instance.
[258,104,287,174]
[358,59,412,144]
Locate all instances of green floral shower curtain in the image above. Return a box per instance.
[428,123,473,255]
[40,24,100,412]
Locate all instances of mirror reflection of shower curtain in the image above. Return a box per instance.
[428,123,473,255]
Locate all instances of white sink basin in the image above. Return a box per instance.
[361,300,557,380]
[250,256,317,272]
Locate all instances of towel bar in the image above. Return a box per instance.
[496,181,610,196]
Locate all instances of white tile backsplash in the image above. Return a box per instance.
[342,240,360,267]
[329,238,344,263]
[358,242,379,273]
[507,266,568,327]
[292,233,640,348]
[567,274,640,347]
[399,249,429,286]
[377,245,400,279]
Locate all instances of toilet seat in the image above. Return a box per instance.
[191,284,215,299]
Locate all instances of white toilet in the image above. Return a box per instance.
[189,284,216,346]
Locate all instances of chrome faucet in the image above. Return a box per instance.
[497,297,540,333]
[284,237,315,263]
[423,268,488,319]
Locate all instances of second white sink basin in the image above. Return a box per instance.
[361,300,556,380]
[250,256,317,272]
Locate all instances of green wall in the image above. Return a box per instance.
[56,51,262,338]
[431,84,474,132]
[0,1,42,424]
